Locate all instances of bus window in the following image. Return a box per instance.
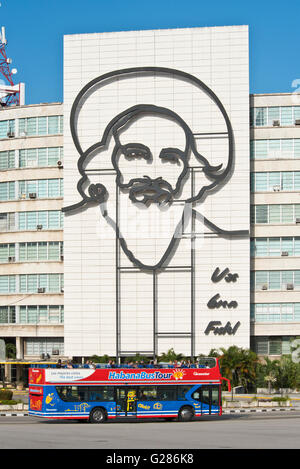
[192,386,210,405]
[211,386,219,407]
[56,386,83,402]
[89,386,114,402]
[157,386,177,401]
[177,385,193,400]
[191,385,220,407]
[138,386,157,400]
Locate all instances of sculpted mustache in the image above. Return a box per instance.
[126,176,174,203]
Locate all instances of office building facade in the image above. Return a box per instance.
[0,103,64,363]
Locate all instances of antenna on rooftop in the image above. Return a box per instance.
[0,26,25,107]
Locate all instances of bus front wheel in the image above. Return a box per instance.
[89,407,107,424]
[178,406,194,422]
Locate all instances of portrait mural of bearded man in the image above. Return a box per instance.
[63,29,250,360]
[63,68,247,270]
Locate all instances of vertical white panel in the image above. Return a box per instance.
[63,26,250,358]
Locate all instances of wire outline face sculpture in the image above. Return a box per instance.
[63,67,246,270]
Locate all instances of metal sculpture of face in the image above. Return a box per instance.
[62,67,236,270]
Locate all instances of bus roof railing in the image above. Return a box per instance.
[27,357,217,369]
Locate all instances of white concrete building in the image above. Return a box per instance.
[250,93,300,355]
[0,102,64,365]
[63,26,250,360]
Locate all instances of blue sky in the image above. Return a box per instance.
[1,0,299,104]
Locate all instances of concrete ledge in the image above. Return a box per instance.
[0,408,298,417]
[223,407,297,414]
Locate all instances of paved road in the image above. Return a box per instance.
[0,412,299,449]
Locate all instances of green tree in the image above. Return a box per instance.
[5,343,16,359]
[273,355,299,390]
[158,348,184,363]
[218,346,258,392]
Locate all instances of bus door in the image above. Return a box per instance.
[116,387,137,417]
[192,385,220,415]
[200,385,220,415]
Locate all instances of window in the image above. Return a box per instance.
[18,242,62,261]
[18,116,63,136]
[252,271,300,291]
[177,385,194,400]
[0,275,16,293]
[19,305,64,324]
[252,303,300,323]
[25,337,64,355]
[0,182,15,201]
[252,205,300,224]
[18,179,63,199]
[251,237,300,257]
[192,386,215,405]
[0,244,15,263]
[0,120,15,139]
[0,213,16,232]
[251,172,300,192]
[88,387,114,402]
[19,147,63,167]
[251,107,300,127]
[56,386,114,402]
[56,386,84,402]
[19,273,63,293]
[138,386,157,400]
[18,211,63,230]
[0,306,15,324]
[157,386,177,401]
[0,150,15,169]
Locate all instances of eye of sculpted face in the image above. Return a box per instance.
[112,113,189,205]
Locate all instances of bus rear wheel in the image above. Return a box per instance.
[178,406,194,422]
[89,407,107,424]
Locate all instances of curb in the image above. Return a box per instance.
[0,408,299,417]
[223,407,297,414]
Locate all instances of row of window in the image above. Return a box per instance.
[251,303,300,323]
[250,106,300,127]
[250,139,300,160]
[251,270,300,291]
[0,211,63,231]
[0,242,63,263]
[0,147,63,170]
[2,139,300,169]
[0,116,63,139]
[251,237,300,257]
[0,305,64,324]
[25,337,64,356]
[251,172,300,192]
[251,336,296,356]
[251,204,300,224]
[0,274,64,294]
[0,179,63,201]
